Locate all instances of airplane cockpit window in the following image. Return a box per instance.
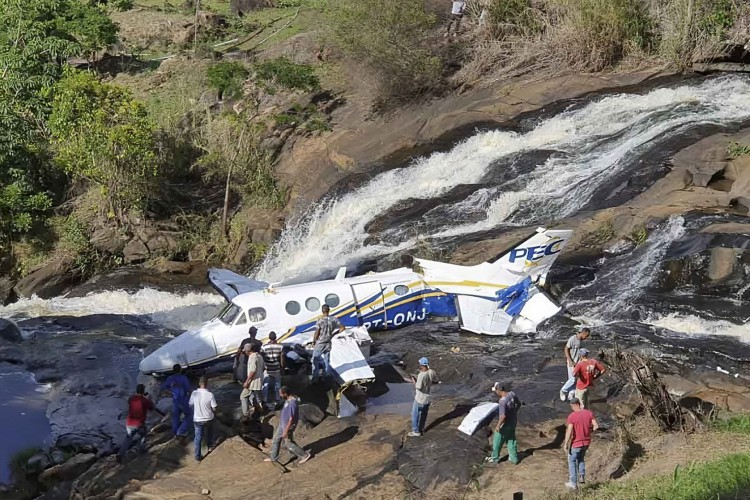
[286,301,301,315]
[247,307,267,322]
[235,312,248,326]
[306,297,321,312]
[218,303,242,325]
[325,293,340,308]
[394,285,409,296]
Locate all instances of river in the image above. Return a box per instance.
[1,74,750,485]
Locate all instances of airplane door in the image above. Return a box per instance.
[350,282,387,329]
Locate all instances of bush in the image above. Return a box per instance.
[557,0,657,71]
[49,70,160,223]
[323,0,442,96]
[254,58,320,93]
[207,61,250,100]
[483,0,541,39]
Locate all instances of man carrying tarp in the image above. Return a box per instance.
[160,364,192,440]
[485,382,521,464]
[311,304,344,383]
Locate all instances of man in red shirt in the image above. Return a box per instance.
[564,397,598,490]
[117,384,163,463]
[572,348,605,409]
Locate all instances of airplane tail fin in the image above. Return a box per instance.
[487,227,574,285]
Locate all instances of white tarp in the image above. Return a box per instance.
[328,327,375,383]
[457,402,499,436]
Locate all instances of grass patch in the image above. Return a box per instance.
[728,141,750,159]
[586,219,616,245]
[628,225,648,246]
[254,57,320,92]
[713,414,750,435]
[575,453,750,499]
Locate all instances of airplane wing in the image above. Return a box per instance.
[207,268,269,301]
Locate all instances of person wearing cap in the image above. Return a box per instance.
[561,327,590,402]
[408,357,439,437]
[241,342,266,417]
[485,382,521,464]
[572,348,606,409]
[564,397,598,490]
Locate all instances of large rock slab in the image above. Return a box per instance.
[708,247,737,281]
[13,255,77,299]
[39,453,97,487]
[0,318,22,343]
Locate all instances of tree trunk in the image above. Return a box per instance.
[220,126,247,240]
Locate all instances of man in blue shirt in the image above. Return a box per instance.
[263,386,312,465]
[160,364,192,439]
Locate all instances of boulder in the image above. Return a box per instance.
[299,403,325,427]
[730,196,750,215]
[90,227,129,254]
[708,247,736,281]
[27,453,52,473]
[39,453,97,487]
[13,255,76,299]
[122,239,149,264]
[0,276,14,305]
[686,160,727,187]
[0,318,22,343]
[230,0,274,15]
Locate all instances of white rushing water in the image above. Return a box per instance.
[257,76,750,283]
[0,289,223,331]
[646,313,750,342]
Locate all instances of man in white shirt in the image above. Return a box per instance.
[561,327,590,402]
[241,343,266,417]
[189,376,217,462]
[447,0,466,35]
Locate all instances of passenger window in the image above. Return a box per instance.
[286,301,300,315]
[325,293,340,308]
[247,307,266,322]
[394,285,409,296]
[306,297,321,312]
[235,312,248,326]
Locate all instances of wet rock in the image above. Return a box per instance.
[27,453,52,473]
[0,318,22,343]
[730,196,750,214]
[51,449,67,465]
[122,239,149,264]
[603,238,636,257]
[13,255,77,299]
[708,247,736,281]
[39,453,97,487]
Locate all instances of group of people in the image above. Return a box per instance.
[408,327,606,492]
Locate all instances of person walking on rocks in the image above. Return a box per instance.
[408,357,439,437]
[189,376,217,462]
[117,384,164,463]
[572,348,606,409]
[263,386,312,465]
[485,382,521,464]
[564,397,598,490]
[160,364,192,439]
[311,304,344,383]
[241,343,265,417]
[561,327,590,402]
[261,331,284,409]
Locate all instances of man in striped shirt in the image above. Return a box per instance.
[262,331,284,408]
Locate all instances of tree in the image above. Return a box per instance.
[206,61,250,100]
[49,71,160,223]
[0,0,119,247]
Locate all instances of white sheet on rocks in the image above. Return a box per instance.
[457,401,499,436]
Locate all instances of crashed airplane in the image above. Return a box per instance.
[139,227,573,375]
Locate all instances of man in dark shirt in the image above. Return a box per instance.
[117,384,163,463]
[261,331,284,407]
[263,386,312,464]
[486,382,521,464]
[311,305,344,383]
[160,364,192,439]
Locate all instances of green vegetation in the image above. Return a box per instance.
[728,141,750,159]
[713,414,750,434]
[587,219,616,245]
[628,225,648,247]
[254,57,320,93]
[323,0,441,96]
[207,61,250,100]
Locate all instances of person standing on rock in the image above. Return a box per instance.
[564,397,598,490]
[233,326,260,379]
[485,382,521,464]
[408,357,439,437]
[117,384,164,463]
[189,376,218,462]
[572,348,606,409]
[261,331,284,409]
[311,304,344,384]
[561,327,590,402]
[263,386,312,465]
[241,343,265,417]
[160,364,192,440]
[446,0,466,36]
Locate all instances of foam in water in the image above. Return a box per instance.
[0,289,223,331]
[646,313,750,342]
[258,76,750,283]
